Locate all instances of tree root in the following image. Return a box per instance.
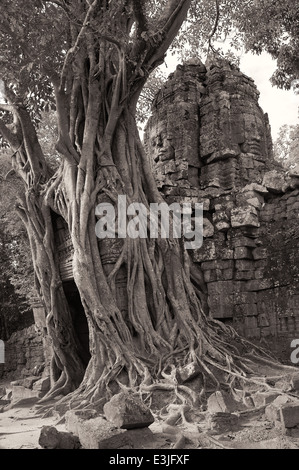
[37,372,72,404]
[160,406,233,449]
[161,424,186,449]
[201,434,231,449]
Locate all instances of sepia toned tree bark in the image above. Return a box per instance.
[0,0,289,410]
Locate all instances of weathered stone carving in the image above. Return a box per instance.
[144,58,299,352]
[144,59,206,202]
[54,216,74,282]
[52,202,129,325]
[49,58,299,357]
[198,60,274,192]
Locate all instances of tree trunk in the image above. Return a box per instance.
[0,0,288,411]
[31,97,262,407]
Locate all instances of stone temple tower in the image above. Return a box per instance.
[144,58,206,201]
[144,58,299,358]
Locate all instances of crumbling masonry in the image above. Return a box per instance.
[144,59,299,353]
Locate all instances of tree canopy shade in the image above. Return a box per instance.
[0,0,297,410]
[231,0,299,90]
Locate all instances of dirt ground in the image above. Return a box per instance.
[0,379,64,449]
[1,374,299,450]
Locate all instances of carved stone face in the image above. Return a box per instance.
[241,112,267,157]
[148,123,175,163]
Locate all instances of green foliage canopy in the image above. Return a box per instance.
[0,0,297,140]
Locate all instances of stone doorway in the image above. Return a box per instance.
[62,280,91,368]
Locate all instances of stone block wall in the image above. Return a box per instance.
[144,58,299,345]
[0,324,45,380]
[192,185,299,341]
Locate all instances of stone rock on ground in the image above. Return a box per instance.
[39,425,81,449]
[177,361,202,383]
[280,403,299,429]
[11,385,45,402]
[66,410,129,449]
[32,376,50,392]
[21,376,40,389]
[208,412,239,433]
[290,373,299,392]
[0,386,6,398]
[207,391,244,413]
[4,396,40,410]
[103,392,154,429]
[274,377,293,392]
[65,409,154,449]
[251,391,280,407]
[265,395,293,424]
[0,398,10,406]
[9,376,50,400]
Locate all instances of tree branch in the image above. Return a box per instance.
[0,83,50,185]
[129,0,191,86]
[146,0,192,71]
[59,0,98,92]
[53,84,80,164]
[16,106,49,183]
[132,0,148,35]
[207,0,220,52]
[209,0,220,40]
[0,103,14,113]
